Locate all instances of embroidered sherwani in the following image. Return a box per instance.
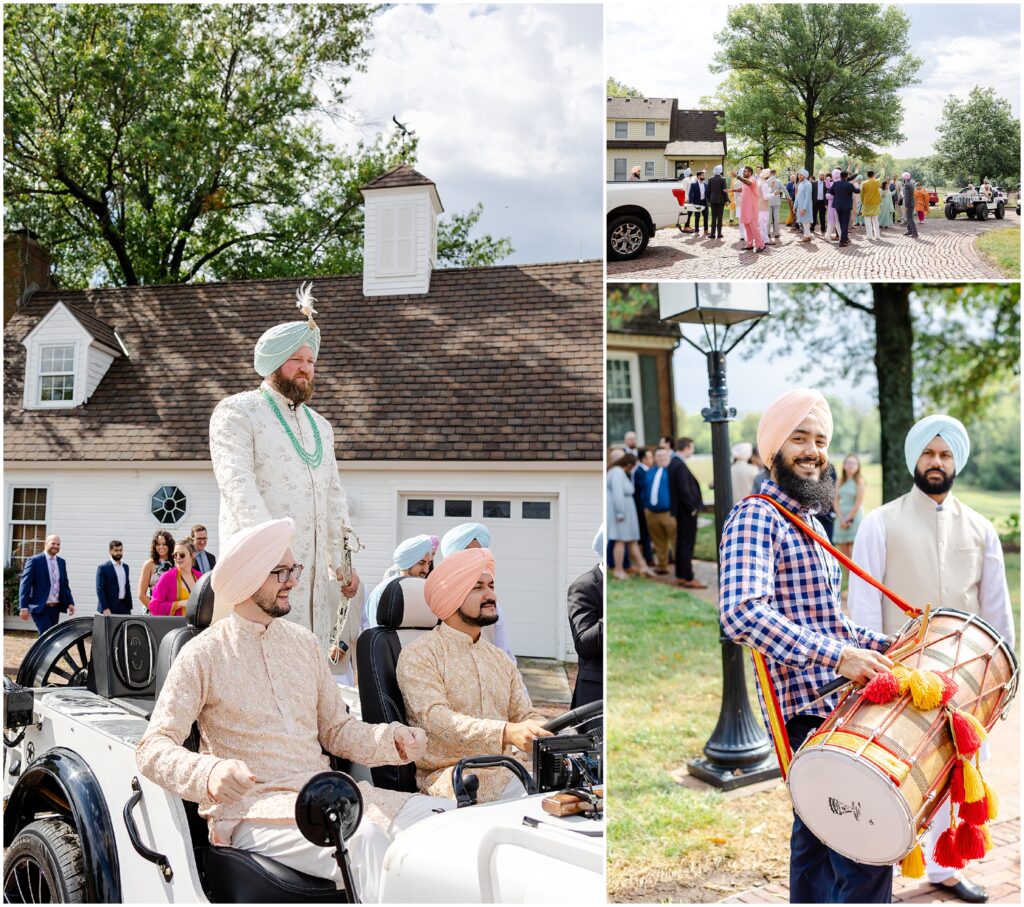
[396,622,545,802]
[136,612,413,839]
[210,382,352,656]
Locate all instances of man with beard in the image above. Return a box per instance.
[849,414,1012,905]
[137,518,449,902]
[210,284,360,661]
[396,547,552,803]
[719,389,895,903]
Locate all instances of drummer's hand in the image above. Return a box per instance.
[837,646,893,685]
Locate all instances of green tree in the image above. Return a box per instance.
[705,73,799,169]
[957,387,1020,492]
[746,283,1019,502]
[713,4,921,172]
[607,77,644,98]
[4,4,510,288]
[932,87,1021,187]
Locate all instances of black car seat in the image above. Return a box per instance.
[152,574,348,903]
[355,576,438,792]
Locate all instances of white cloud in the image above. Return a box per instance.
[323,4,604,264]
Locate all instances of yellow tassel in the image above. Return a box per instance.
[962,710,988,744]
[892,663,912,695]
[984,780,999,820]
[900,841,925,878]
[962,759,985,803]
[908,669,943,710]
[981,824,993,852]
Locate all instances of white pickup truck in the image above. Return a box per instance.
[606,180,689,261]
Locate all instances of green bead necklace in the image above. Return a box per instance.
[261,388,323,468]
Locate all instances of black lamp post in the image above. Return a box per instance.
[659,283,780,790]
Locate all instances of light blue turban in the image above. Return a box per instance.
[254,321,321,377]
[799,169,809,178]
[440,523,490,558]
[393,535,434,570]
[904,415,970,476]
[593,524,604,558]
[713,165,723,176]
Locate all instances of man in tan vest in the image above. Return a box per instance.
[849,414,1014,904]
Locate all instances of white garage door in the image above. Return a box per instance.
[399,494,559,658]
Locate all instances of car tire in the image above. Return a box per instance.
[607,215,649,261]
[944,204,957,220]
[4,817,87,903]
[966,208,976,219]
[995,202,1005,220]
[976,202,988,221]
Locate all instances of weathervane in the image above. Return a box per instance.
[392,116,414,161]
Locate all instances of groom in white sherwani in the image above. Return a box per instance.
[210,284,360,665]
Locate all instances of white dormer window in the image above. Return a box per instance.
[38,344,76,405]
[378,205,415,277]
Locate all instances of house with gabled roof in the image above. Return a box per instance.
[607,96,727,181]
[3,165,603,660]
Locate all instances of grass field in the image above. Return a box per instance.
[607,555,1021,899]
[976,225,1021,278]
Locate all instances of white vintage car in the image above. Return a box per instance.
[3,576,603,904]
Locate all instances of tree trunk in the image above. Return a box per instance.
[803,107,816,173]
[872,285,915,503]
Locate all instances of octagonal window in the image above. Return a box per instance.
[151,485,188,525]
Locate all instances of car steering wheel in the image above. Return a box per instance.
[541,699,602,739]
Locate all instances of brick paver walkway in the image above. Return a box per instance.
[608,213,1018,281]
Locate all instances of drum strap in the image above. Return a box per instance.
[744,494,923,779]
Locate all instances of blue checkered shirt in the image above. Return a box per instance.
[719,480,890,728]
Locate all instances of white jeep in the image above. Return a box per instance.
[944,185,1008,221]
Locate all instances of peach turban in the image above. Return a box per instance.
[210,517,294,623]
[423,547,496,621]
[756,389,833,467]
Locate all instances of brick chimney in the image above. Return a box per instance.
[359,164,443,297]
[4,230,52,326]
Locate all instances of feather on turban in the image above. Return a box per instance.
[210,518,294,623]
[424,548,495,621]
[393,535,434,570]
[904,415,970,475]
[757,389,833,468]
[440,523,491,558]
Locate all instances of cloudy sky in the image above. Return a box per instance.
[326,4,604,265]
[606,1,1020,159]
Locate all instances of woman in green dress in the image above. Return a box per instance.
[879,179,895,227]
[833,453,866,566]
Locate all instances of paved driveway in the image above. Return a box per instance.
[608,212,1018,281]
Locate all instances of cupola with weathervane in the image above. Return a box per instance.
[360,164,444,297]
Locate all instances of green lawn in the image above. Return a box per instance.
[976,225,1021,278]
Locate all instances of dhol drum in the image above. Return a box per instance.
[787,608,1018,865]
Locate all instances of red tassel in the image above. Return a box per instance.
[933,826,965,868]
[949,761,966,803]
[957,797,988,826]
[938,672,959,705]
[863,670,900,703]
[954,821,987,861]
[951,710,983,755]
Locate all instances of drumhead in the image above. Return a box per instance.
[788,748,914,865]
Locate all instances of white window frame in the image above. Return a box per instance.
[614,121,628,139]
[148,483,191,528]
[377,203,416,277]
[644,161,656,178]
[36,342,78,408]
[613,158,627,181]
[645,121,656,137]
[606,352,644,445]
[6,484,50,569]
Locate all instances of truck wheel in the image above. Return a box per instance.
[995,202,1005,220]
[944,204,957,220]
[608,215,649,261]
[4,817,87,903]
[966,208,976,219]
[975,202,988,221]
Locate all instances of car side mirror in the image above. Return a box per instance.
[295,771,363,846]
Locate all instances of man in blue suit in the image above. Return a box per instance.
[828,169,860,246]
[687,169,709,236]
[96,539,132,615]
[19,535,76,634]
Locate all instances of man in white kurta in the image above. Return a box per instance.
[849,415,1013,903]
[210,285,360,662]
[396,548,551,803]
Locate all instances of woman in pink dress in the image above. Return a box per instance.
[148,539,200,616]
[733,166,765,252]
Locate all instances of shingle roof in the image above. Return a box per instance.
[5,262,603,463]
[361,164,436,191]
[607,97,675,120]
[672,109,726,148]
[61,300,125,356]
